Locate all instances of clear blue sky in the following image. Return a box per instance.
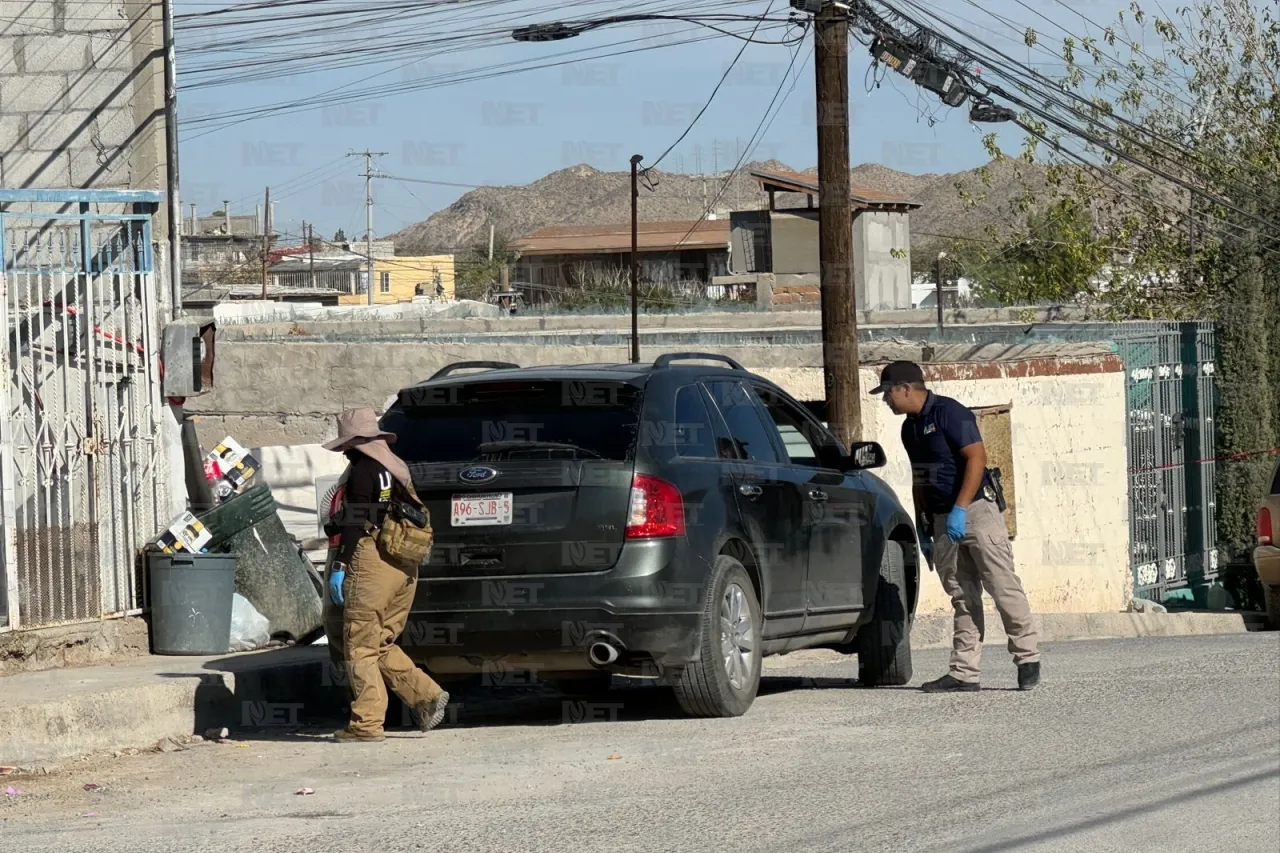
[174,0,1111,245]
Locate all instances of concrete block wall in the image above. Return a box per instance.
[854,210,912,311]
[0,0,166,231]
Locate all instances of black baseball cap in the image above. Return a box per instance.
[869,360,924,394]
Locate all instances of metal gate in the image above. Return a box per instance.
[1109,322,1218,601]
[0,189,169,631]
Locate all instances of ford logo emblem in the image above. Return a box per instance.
[458,466,499,485]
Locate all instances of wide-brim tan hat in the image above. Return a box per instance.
[322,407,397,452]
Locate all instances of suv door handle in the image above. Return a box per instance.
[808,489,828,501]
[738,484,763,497]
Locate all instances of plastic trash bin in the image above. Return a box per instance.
[196,483,323,643]
[148,552,237,655]
[198,484,278,551]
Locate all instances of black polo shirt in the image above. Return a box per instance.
[901,391,984,515]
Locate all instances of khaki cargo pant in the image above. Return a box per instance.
[932,499,1040,683]
[343,536,443,736]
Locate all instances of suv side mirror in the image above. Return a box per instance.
[843,441,887,471]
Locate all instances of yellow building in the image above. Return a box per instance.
[336,254,457,305]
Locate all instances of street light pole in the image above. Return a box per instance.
[161,0,182,318]
[936,251,946,336]
[630,153,643,364]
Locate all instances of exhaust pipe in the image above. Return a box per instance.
[588,641,621,667]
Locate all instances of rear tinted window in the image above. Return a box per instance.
[1272,463,1280,495]
[673,385,720,459]
[704,380,782,464]
[384,380,643,464]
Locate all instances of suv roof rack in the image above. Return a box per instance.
[427,361,520,381]
[652,352,745,371]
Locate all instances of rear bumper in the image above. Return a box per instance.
[1254,545,1280,586]
[323,537,707,670]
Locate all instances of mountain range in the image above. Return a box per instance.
[387,157,1051,256]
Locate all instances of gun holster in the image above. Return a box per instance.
[983,467,1008,513]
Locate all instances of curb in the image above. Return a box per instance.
[0,646,343,772]
[1,612,1268,771]
[909,610,1262,649]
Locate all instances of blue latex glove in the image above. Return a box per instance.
[946,505,968,543]
[328,567,346,606]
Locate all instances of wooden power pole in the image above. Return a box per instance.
[261,185,270,300]
[630,153,643,365]
[814,3,861,447]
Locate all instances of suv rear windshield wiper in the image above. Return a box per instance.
[475,440,604,460]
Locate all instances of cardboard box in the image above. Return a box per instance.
[206,436,259,499]
[156,511,213,554]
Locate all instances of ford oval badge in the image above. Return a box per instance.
[458,466,499,485]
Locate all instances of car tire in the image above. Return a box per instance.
[1265,584,1280,630]
[672,554,762,718]
[856,539,913,687]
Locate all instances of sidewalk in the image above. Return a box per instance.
[0,645,343,772]
[0,610,1265,772]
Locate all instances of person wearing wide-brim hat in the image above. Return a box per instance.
[323,407,449,742]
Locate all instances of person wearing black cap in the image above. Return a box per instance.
[870,361,1041,692]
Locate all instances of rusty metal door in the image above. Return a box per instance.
[0,190,169,630]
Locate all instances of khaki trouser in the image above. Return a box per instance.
[343,536,442,735]
[932,499,1040,683]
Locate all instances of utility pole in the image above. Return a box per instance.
[489,223,495,261]
[630,154,643,364]
[814,2,861,446]
[935,251,946,336]
[161,0,182,317]
[308,222,316,289]
[349,150,387,306]
[261,186,270,300]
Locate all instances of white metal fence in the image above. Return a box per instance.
[1,190,170,631]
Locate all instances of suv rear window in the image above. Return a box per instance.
[383,379,643,464]
[1272,463,1280,495]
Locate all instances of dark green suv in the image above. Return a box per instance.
[323,354,919,718]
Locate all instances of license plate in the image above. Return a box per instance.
[451,493,513,527]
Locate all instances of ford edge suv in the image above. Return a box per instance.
[322,354,920,718]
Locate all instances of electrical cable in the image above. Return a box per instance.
[665,36,809,256]
[866,0,1278,231]
[640,0,780,174]
[179,22,790,140]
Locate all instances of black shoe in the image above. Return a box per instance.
[1017,662,1041,690]
[920,674,980,693]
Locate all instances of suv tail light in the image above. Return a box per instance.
[625,474,686,539]
[1259,507,1273,546]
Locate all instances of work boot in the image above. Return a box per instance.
[333,727,385,744]
[1017,662,1041,691]
[412,690,451,733]
[920,674,980,693]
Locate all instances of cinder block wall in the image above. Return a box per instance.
[0,0,166,225]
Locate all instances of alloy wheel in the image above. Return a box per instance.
[719,582,756,690]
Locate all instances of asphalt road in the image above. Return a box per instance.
[4,634,1278,853]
